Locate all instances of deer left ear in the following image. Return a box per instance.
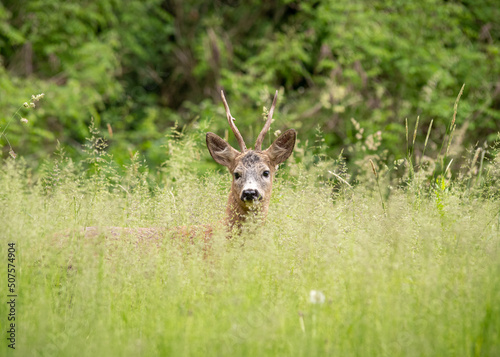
[264,129,296,165]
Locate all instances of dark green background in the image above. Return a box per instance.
[1,0,499,171]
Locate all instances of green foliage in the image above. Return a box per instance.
[0,0,499,173]
[1,2,499,353]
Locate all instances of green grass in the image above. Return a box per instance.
[0,138,499,356]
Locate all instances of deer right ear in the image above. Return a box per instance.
[206,132,240,168]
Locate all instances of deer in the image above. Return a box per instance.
[81,90,296,242]
[207,90,296,231]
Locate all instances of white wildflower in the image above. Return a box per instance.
[33,93,45,101]
[309,290,325,304]
[274,130,281,137]
[20,118,28,124]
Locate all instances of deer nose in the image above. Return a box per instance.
[241,189,261,202]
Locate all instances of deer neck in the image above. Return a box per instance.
[224,190,270,230]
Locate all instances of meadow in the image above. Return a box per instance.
[0,118,499,357]
[1,1,500,355]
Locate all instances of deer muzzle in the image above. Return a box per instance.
[241,189,262,202]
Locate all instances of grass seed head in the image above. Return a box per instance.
[369,159,378,178]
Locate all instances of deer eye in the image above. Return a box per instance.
[234,172,241,180]
[262,170,270,178]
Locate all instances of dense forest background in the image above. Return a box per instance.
[1,0,499,174]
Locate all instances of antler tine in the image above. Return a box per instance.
[221,90,247,152]
[254,90,278,151]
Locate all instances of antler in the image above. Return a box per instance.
[221,90,247,152]
[254,90,278,151]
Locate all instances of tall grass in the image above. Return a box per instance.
[0,109,499,356]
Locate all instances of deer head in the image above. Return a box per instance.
[206,90,296,229]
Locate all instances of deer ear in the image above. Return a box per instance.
[206,132,240,168]
[264,129,296,165]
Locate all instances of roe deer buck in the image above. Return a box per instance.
[83,90,295,240]
[207,90,296,231]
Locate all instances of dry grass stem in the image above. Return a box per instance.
[328,170,352,188]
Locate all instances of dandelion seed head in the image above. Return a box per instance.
[309,290,325,304]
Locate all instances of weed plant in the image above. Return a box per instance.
[0,112,499,356]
